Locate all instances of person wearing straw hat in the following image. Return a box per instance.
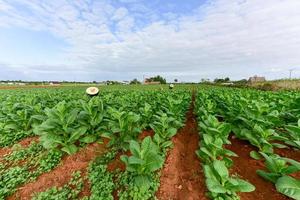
[169,84,174,90]
[86,87,99,96]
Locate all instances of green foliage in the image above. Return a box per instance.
[256,153,300,183]
[147,75,166,84]
[88,151,117,200]
[284,119,300,149]
[117,171,160,200]
[78,97,107,143]
[34,101,88,154]
[107,108,142,150]
[150,112,181,151]
[204,160,255,200]
[130,78,141,85]
[0,142,62,199]
[196,134,237,167]
[0,166,30,198]
[199,115,231,144]
[32,171,84,200]
[121,136,164,190]
[276,176,300,200]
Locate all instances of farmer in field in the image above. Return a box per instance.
[169,84,174,90]
[86,87,99,96]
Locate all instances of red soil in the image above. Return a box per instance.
[156,97,208,200]
[78,171,91,198]
[226,136,290,200]
[138,130,155,141]
[107,151,130,172]
[7,142,107,200]
[0,136,39,158]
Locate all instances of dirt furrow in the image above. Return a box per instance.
[0,136,39,158]
[7,142,107,200]
[156,95,207,200]
[226,136,291,200]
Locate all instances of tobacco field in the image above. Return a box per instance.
[0,85,299,200]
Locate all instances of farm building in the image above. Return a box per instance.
[248,75,266,83]
[144,78,160,85]
[49,81,61,86]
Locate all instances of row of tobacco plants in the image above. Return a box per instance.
[196,86,300,200]
[0,87,191,199]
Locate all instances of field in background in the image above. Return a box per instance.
[249,79,300,91]
[0,85,299,200]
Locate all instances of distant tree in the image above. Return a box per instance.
[214,78,224,83]
[149,75,166,84]
[214,77,231,83]
[174,79,178,83]
[234,79,248,85]
[130,78,141,85]
[201,78,210,83]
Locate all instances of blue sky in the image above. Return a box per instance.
[0,0,300,82]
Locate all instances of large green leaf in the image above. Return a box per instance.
[144,152,164,172]
[80,135,96,143]
[129,140,141,157]
[61,144,78,155]
[276,176,300,200]
[134,175,151,190]
[256,170,280,183]
[213,160,229,180]
[229,178,255,192]
[206,178,226,193]
[141,136,153,157]
[68,127,87,142]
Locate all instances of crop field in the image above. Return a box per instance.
[0,85,299,200]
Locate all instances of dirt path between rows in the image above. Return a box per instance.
[0,136,39,159]
[7,142,107,200]
[226,136,290,200]
[156,93,207,200]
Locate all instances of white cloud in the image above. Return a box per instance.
[1,0,300,81]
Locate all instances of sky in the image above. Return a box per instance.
[0,0,300,82]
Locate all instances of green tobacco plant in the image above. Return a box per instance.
[150,112,181,150]
[120,136,164,190]
[284,119,300,149]
[196,134,237,167]
[256,153,300,184]
[34,101,87,155]
[139,103,153,129]
[275,176,300,200]
[204,160,255,200]
[107,108,142,150]
[237,125,286,156]
[78,98,107,143]
[199,115,231,144]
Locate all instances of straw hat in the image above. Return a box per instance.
[86,87,99,96]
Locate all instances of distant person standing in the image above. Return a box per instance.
[169,84,174,90]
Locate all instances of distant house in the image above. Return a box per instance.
[221,82,234,86]
[49,81,61,86]
[144,78,160,85]
[121,81,130,85]
[248,75,266,83]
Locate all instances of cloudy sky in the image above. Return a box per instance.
[0,0,300,82]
